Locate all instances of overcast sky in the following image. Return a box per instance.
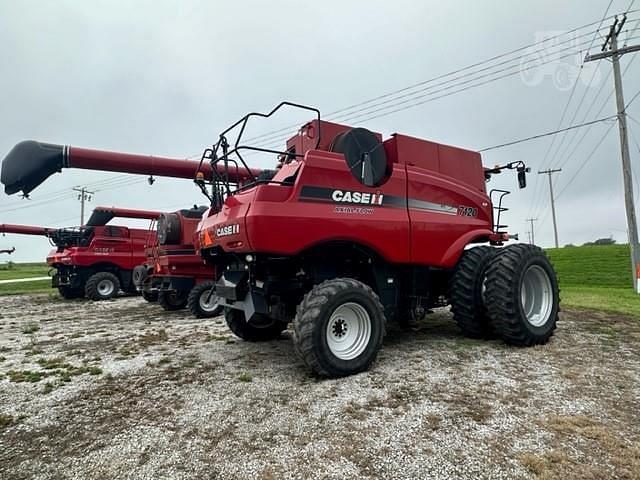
[1,0,639,262]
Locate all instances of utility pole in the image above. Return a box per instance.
[73,187,95,225]
[525,218,538,245]
[538,169,561,248]
[586,14,640,290]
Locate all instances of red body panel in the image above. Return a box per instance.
[47,226,156,270]
[199,121,494,269]
[145,210,215,288]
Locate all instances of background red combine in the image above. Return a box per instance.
[134,206,221,318]
[0,143,250,311]
[0,206,160,300]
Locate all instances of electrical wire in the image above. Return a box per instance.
[478,115,617,151]
[248,34,609,150]
[242,15,630,146]
[557,122,616,200]
[538,120,616,227]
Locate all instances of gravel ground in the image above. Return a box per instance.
[0,293,639,480]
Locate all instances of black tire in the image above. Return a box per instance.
[158,290,188,311]
[188,282,223,318]
[225,309,286,341]
[58,286,84,299]
[292,278,386,378]
[485,244,560,346]
[85,272,120,301]
[142,291,158,303]
[450,246,497,338]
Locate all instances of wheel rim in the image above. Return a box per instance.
[199,289,220,313]
[521,265,553,327]
[326,302,371,360]
[97,279,115,297]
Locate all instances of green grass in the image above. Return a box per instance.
[0,262,49,281]
[546,244,639,318]
[546,244,630,288]
[0,262,51,296]
[0,279,51,296]
[559,286,640,318]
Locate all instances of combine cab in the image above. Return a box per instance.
[192,102,560,377]
[1,206,160,300]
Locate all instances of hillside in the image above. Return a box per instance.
[545,244,631,288]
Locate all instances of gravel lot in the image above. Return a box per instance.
[0,293,639,479]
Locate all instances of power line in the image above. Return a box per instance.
[478,115,616,151]
[243,40,617,157]
[242,18,626,147]
[531,53,638,218]
[555,120,617,200]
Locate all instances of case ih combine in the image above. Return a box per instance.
[2,102,560,377]
[134,206,221,318]
[0,141,243,313]
[1,207,160,299]
[191,102,559,377]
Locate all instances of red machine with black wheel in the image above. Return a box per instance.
[190,102,559,377]
[1,206,160,300]
[0,142,245,312]
[133,206,221,318]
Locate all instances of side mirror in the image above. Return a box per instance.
[517,167,528,189]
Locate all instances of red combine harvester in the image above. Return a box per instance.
[133,206,222,318]
[0,141,250,311]
[190,102,559,377]
[2,103,560,377]
[0,206,160,300]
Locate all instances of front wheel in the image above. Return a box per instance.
[85,272,120,301]
[188,282,223,318]
[142,291,159,303]
[485,244,559,346]
[158,290,189,311]
[225,309,287,341]
[292,278,386,378]
[58,286,84,300]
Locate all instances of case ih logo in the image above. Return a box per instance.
[331,190,384,205]
[216,224,240,237]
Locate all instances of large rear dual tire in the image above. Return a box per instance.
[451,244,559,346]
[485,244,559,346]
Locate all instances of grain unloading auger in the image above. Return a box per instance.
[1,140,262,197]
[0,224,55,236]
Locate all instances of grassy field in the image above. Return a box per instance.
[0,262,51,295]
[546,244,639,318]
[0,246,637,317]
[0,262,49,281]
